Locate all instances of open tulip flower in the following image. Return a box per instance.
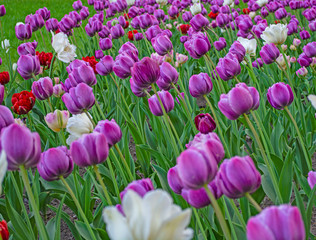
[0,0,315,239]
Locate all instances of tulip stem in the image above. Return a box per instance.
[93,165,113,205]
[48,53,56,78]
[203,95,231,158]
[192,208,207,240]
[243,114,283,203]
[47,97,54,112]
[284,107,311,170]
[60,176,97,240]
[84,110,96,127]
[19,165,50,240]
[94,100,106,120]
[203,184,231,240]
[171,83,197,134]
[114,144,134,181]
[106,159,121,201]
[245,193,262,212]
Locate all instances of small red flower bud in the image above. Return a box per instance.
[0,71,10,85]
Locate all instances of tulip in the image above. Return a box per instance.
[308,171,316,190]
[130,77,151,97]
[38,146,74,181]
[70,132,109,167]
[0,106,14,131]
[96,55,114,76]
[36,7,50,21]
[261,24,288,44]
[267,82,293,110]
[151,33,173,56]
[45,18,59,32]
[51,32,77,63]
[216,13,229,28]
[73,0,83,10]
[236,15,253,32]
[131,57,160,88]
[111,24,125,39]
[276,54,291,70]
[68,62,97,87]
[228,41,246,62]
[66,113,94,145]
[31,77,54,100]
[11,90,36,115]
[148,90,174,116]
[17,41,38,56]
[94,119,122,147]
[184,32,211,59]
[217,156,261,198]
[53,84,65,97]
[99,38,112,51]
[216,53,241,81]
[17,54,40,80]
[0,220,9,240]
[300,30,311,40]
[62,83,95,114]
[118,42,139,57]
[189,73,213,98]
[167,166,184,194]
[259,43,280,64]
[0,5,5,17]
[182,11,193,22]
[218,83,259,120]
[214,37,227,51]
[252,58,263,68]
[303,42,316,58]
[26,14,45,32]
[190,14,209,31]
[157,62,178,90]
[120,178,154,200]
[15,23,32,41]
[177,147,218,189]
[296,67,308,77]
[45,110,69,132]
[113,52,136,79]
[287,22,298,35]
[145,25,163,41]
[247,205,305,240]
[0,124,41,170]
[194,113,216,134]
[168,6,179,18]
[237,37,257,56]
[95,50,104,59]
[275,7,287,19]
[190,2,202,15]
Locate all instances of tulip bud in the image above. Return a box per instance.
[113,52,136,79]
[94,119,122,147]
[151,33,173,56]
[259,43,280,64]
[190,14,209,31]
[148,90,174,116]
[184,32,211,59]
[17,54,40,80]
[15,23,32,41]
[31,77,54,100]
[303,42,316,58]
[267,82,294,110]
[216,53,241,81]
[167,166,184,194]
[157,62,178,90]
[296,67,308,77]
[45,110,69,132]
[189,73,213,98]
[131,57,160,88]
[194,113,216,134]
[228,41,246,62]
[308,171,316,190]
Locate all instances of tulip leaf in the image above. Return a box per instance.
[278,150,294,203]
[152,164,171,193]
[306,186,316,238]
[258,164,277,203]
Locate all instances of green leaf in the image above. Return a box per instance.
[278,151,293,203]
[306,186,316,238]
[152,164,171,193]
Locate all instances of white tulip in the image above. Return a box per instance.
[249,11,256,19]
[103,190,193,240]
[261,24,288,45]
[256,0,268,7]
[1,39,10,53]
[12,63,17,71]
[223,0,234,7]
[156,0,168,5]
[66,113,94,145]
[126,0,135,6]
[16,22,24,26]
[190,2,202,15]
[237,37,257,56]
[308,95,316,110]
[52,32,77,63]
[0,150,7,194]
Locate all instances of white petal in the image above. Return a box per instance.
[308,95,316,109]
[0,150,7,193]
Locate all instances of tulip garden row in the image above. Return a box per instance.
[0,0,315,239]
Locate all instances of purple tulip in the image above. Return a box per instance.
[17,41,38,56]
[214,37,227,51]
[151,33,173,56]
[120,178,154,200]
[80,6,90,20]
[287,22,298,35]
[70,132,109,167]
[236,15,253,32]
[99,38,112,51]
[118,42,139,59]
[218,83,260,120]
[229,41,246,62]
[217,156,261,198]
[0,106,14,131]
[308,171,316,190]
[275,7,287,19]
[189,72,213,98]
[128,6,139,18]
[177,147,218,189]
[139,13,153,29]
[62,83,95,114]
[17,54,40,80]
[168,166,184,194]
[216,13,229,28]
[156,62,178,90]
[94,119,122,146]
[73,0,83,10]
[148,90,174,116]
[252,22,268,39]
[194,113,216,134]
[130,77,151,97]
[113,52,137,79]
[96,55,114,76]
[0,124,41,170]
[59,16,75,34]
[0,5,5,17]
[247,205,305,240]
[110,24,125,39]
[31,77,54,100]
[145,25,163,41]
[190,14,210,32]
[182,11,193,22]
[259,43,280,64]
[252,58,264,68]
[0,85,3,104]
[216,53,241,81]
[95,50,104,59]
[15,23,32,41]
[25,14,45,32]
[303,42,316,58]
[131,57,160,88]
[36,7,51,21]
[168,5,179,18]
[267,82,294,110]
[45,18,59,32]
[184,32,211,59]
[300,30,311,40]
[297,53,313,67]
[38,146,74,181]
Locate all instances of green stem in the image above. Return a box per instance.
[106,159,121,201]
[84,110,96,127]
[192,208,207,239]
[228,199,246,229]
[243,114,283,203]
[284,107,311,170]
[110,148,128,185]
[203,95,231,158]
[245,193,262,212]
[20,165,49,240]
[114,144,134,181]
[204,184,231,240]
[47,98,54,112]
[94,100,106,120]
[60,176,97,240]
[93,165,113,205]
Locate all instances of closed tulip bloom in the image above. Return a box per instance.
[31,77,53,100]
[26,14,45,32]
[216,53,241,81]
[130,77,151,97]
[261,24,288,44]
[259,43,280,64]
[214,37,227,51]
[0,106,14,131]
[168,166,184,194]
[151,33,173,56]
[168,5,179,18]
[38,146,73,181]
[287,22,298,35]
[308,171,316,190]
[236,15,253,32]
[94,119,122,147]
[267,82,293,110]
[120,178,154,200]
[148,90,174,116]
[189,73,213,98]
[216,13,229,28]
[145,25,163,41]
[118,42,139,57]
[95,50,104,59]
[17,41,37,56]
[62,83,95,114]
[73,0,83,10]
[0,5,5,17]
[228,41,246,62]
[96,55,114,76]
[45,18,59,32]
[70,132,109,167]
[99,38,112,51]
[181,179,222,208]
[36,7,50,21]
[59,16,75,34]
[190,14,209,31]
[17,54,40,80]
[275,7,287,19]
[303,42,316,58]
[300,30,310,40]
[177,147,218,189]
[247,205,305,240]
[218,83,259,120]
[113,52,136,79]
[237,37,257,56]
[183,11,193,22]
[157,62,178,90]
[296,67,308,77]
[0,124,41,170]
[217,156,261,198]
[45,110,69,132]
[252,58,264,68]
[53,84,65,97]
[15,23,32,41]
[194,113,216,134]
[297,53,313,67]
[111,24,125,39]
[184,32,211,59]
[131,57,160,88]
[68,63,97,87]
